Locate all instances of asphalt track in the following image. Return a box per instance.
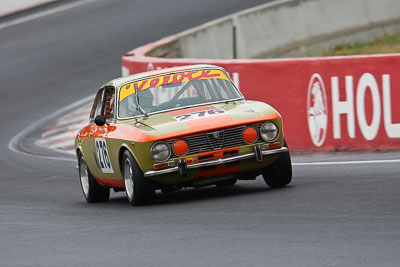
[0,0,399,266]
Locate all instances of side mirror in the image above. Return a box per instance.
[94,115,106,126]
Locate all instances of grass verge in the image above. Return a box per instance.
[324,34,400,56]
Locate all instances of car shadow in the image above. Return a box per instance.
[104,183,294,207]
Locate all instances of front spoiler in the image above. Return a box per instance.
[144,146,288,177]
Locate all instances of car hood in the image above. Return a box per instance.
[127,100,280,140]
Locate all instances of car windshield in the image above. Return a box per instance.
[118,69,242,118]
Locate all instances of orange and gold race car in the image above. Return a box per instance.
[75,64,292,205]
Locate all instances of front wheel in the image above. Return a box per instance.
[78,152,110,203]
[261,140,292,188]
[123,150,155,206]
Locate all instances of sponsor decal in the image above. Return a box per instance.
[307,73,328,147]
[173,108,226,122]
[308,72,400,147]
[119,69,230,102]
[95,138,114,173]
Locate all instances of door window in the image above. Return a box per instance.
[90,89,104,121]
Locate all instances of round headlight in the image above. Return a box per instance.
[150,141,171,162]
[260,121,279,142]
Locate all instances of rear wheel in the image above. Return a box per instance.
[261,140,292,188]
[78,152,110,203]
[123,150,155,206]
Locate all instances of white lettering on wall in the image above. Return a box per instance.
[356,73,381,140]
[331,76,355,139]
[383,74,400,137]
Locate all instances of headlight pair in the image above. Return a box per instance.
[150,140,189,162]
[150,122,278,162]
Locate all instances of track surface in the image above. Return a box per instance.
[1,1,399,266]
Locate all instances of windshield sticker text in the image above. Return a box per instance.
[119,69,230,102]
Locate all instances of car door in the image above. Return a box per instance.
[83,87,117,178]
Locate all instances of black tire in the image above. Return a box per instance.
[261,140,292,188]
[215,178,237,187]
[78,152,110,203]
[122,150,155,206]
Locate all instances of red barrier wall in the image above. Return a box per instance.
[122,38,400,150]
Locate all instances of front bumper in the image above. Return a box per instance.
[144,145,288,177]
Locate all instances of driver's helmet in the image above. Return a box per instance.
[139,89,154,111]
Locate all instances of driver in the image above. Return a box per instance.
[139,89,156,112]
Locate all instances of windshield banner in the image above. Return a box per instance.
[119,69,230,102]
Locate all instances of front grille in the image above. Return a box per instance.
[169,124,262,157]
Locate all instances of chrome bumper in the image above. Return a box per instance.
[143,146,288,177]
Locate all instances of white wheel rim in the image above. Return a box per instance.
[79,156,89,197]
[124,159,134,200]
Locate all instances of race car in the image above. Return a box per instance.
[75,64,292,205]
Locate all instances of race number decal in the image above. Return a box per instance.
[95,138,114,173]
[174,108,226,122]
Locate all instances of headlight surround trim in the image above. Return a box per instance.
[150,141,171,162]
[260,121,279,142]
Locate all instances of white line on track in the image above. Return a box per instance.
[292,159,400,166]
[0,0,99,30]
[8,95,94,162]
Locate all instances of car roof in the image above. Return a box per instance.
[103,64,226,89]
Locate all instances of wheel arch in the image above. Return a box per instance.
[76,147,90,168]
[118,144,142,174]
[76,147,82,158]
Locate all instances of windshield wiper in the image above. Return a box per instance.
[134,84,148,119]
